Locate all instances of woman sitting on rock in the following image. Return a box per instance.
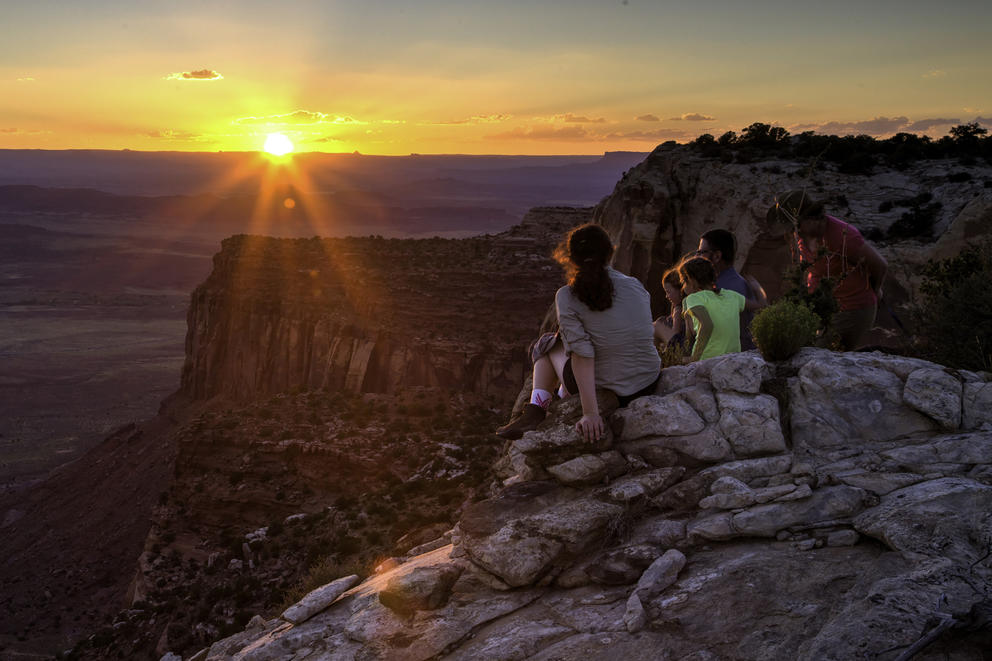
[678,256,755,362]
[496,223,661,443]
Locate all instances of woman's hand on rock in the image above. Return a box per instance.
[576,413,604,443]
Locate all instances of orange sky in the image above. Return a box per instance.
[2,1,990,154]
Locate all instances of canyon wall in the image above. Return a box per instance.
[180,207,588,404]
[181,149,992,406]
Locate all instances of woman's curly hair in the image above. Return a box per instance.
[554,223,615,311]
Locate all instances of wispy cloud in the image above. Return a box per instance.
[635,114,660,122]
[554,113,606,124]
[487,125,592,141]
[669,113,715,121]
[16,77,35,83]
[905,117,960,131]
[145,129,201,140]
[234,110,362,126]
[922,70,946,79]
[165,69,223,81]
[605,128,692,141]
[0,127,47,135]
[434,114,511,125]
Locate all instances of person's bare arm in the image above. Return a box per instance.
[743,275,768,311]
[570,354,603,442]
[860,242,888,298]
[653,307,683,343]
[684,306,713,363]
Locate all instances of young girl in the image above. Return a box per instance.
[678,257,747,362]
[653,266,689,349]
[497,224,661,443]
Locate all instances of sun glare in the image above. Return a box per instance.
[263,133,294,156]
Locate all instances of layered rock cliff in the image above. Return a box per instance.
[595,145,992,321]
[180,207,587,403]
[197,349,992,661]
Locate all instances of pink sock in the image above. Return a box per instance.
[530,389,553,409]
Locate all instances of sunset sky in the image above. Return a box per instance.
[3,0,990,155]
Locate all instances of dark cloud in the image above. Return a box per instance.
[905,118,960,131]
[635,114,660,122]
[669,113,715,121]
[815,116,909,136]
[166,69,223,81]
[487,125,592,141]
[555,113,606,124]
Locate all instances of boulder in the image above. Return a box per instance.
[854,477,992,563]
[716,393,787,457]
[546,451,627,487]
[598,467,685,504]
[280,574,360,625]
[623,428,733,464]
[699,455,792,483]
[378,563,463,615]
[963,380,992,430]
[731,486,868,538]
[587,544,662,585]
[512,424,614,465]
[708,352,769,394]
[632,549,686,601]
[902,367,962,429]
[614,395,706,441]
[789,353,936,452]
[878,432,992,472]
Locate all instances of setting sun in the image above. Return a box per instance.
[263,133,294,156]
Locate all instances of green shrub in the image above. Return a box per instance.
[911,244,992,371]
[750,301,820,361]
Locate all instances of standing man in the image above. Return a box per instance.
[696,228,763,350]
[766,190,887,351]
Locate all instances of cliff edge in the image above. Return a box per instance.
[198,349,992,661]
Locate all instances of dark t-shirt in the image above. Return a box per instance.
[716,267,754,350]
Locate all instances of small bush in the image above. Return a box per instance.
[911,244,992,371]
[750,301,820,361]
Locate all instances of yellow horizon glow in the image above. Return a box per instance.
[0,4,987,155]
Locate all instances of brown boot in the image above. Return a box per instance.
[495,403,547,440]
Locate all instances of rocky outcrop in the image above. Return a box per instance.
[196,349,992,660]
[180,207,587,403]
[594,145,992,318]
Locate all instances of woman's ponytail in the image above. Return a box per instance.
[555,224,615,311]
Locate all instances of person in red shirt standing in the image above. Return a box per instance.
[766,190,888,351]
